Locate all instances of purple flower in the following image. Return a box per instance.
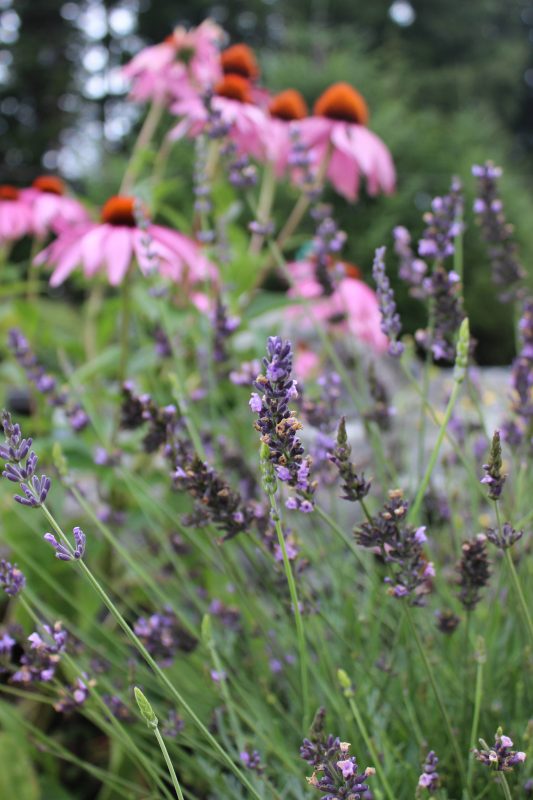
[1,411,51,509]
[474,728,527,771]
[372,246,404,357]
[418,750,440,791]
[0,559,26,597]
[418,178,464,263]
[355,489,434,604]
[43,526,86,562]
[252,337,315,511]
[458,534,490,610]
[480,430,506,501]
[12,621,67,684]
[472,162,525,301]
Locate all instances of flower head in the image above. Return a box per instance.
[123,20,224,103]
[21,176,89,238]
[1,411,51,509]
[372,245,404,357]
[474,728,527,772]
[251,337,315,511]
[221,44,259,80]
[0,559,26,597]
[472,161,525,301]
[44,527,86,562]
[418,751,440,791]
[480,430,506,500]
[34,195,215,287]
[0,184,33,244]
[457,534,490,610]
[297,82,395,201]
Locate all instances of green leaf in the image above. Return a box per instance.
[0,733,40,800]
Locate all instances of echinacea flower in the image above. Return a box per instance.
[122,19,224,104]
[298,82,395,201]
[0,185,33,245]
[221,43,259,81]
[34,196,216,287]
[170,75,268,161]
[21,176,89,238]
[286,259,388,352]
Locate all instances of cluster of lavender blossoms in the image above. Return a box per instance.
[0,559,26,597]
[418,177,464,261]
[44,527,86,561]
[120,382,180,453]
[457,534,490,610]
[211,299,240,367]
[372,246,404,357]
[503,297,533,447]
[393,226,427,294]
[418,751,440,792]
[1,410,51,508]
[328,417,371,502]
[300,711,374,800]
[133,608,197,667]
[354,489,434,603]
[472,162,525,301]
[12,622,67,684]
[480,430,506,500]
[172,454,256,540]
[8,328,89,431]
[309,204,347,296]
[250,337,315,512]
[473,729,526,772]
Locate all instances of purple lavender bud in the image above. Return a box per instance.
[372,246,404,357]
[418,751,440,791]
[474,728,527,771]
[252,337,315,510]
[481,430,506,501]
[44,526,86,562]
[0,559,26,597]
[472,162,525,301]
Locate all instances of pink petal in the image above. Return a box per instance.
[103,227,133,285]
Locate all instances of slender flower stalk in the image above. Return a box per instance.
[408,318,470,523]
[265,466,310,731]
[37,502,264,800]
[403,604,471,796]
[134,687,186,800]
[337,670,395,800]
[494,502,533,647]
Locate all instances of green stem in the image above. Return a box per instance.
[408,380,462,524]
[498,773,514,800]
[403,604,471,797]
[268,492,310,730]
[118,267,133,389]
[467,648,484,792]
[153,726,186,800]
[250,162,277,255]
[495,503,533,647]
[39,503,264,800]
[346,695,395,800]
[120,99,165,194]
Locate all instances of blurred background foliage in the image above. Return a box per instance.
[2,0,533,362]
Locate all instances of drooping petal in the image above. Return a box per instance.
[103,227,133,285]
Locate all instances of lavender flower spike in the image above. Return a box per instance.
[44,526,86,561]
[1,411,51,508]
[251,337,315,511]
[0,559,26,596]
[418,751,440,791]
[372,246,404,357]
[481,430,506,500]
[474,728,527,771]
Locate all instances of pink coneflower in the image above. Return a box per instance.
[122,19,224,104]
[298,82,395,201]
[34,196,216,288]
[0,185,33,245]
[22,176,90,239]
[170,74,268,161]
[286,258,388,352]
[221,43,259,81]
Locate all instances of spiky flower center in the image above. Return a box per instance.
[269,89,308,121]
[0,185,19,201]
[32,176,65,195]
[101,196,138,227]
[221,44,259,80]
[214,74,252,104]
[314,82,369,125]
